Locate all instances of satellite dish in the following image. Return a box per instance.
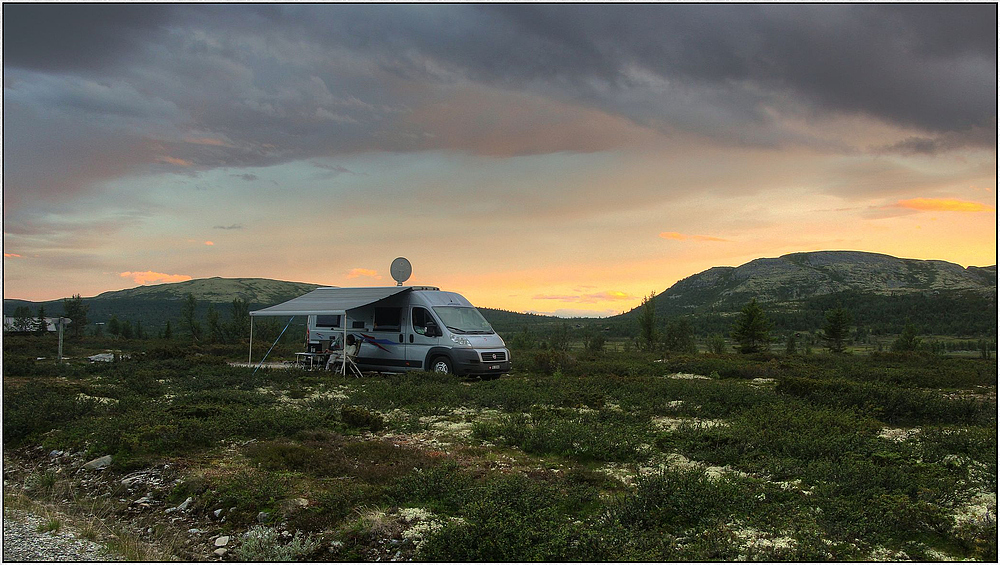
[390,257,412,286]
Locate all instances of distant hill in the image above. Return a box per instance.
[3,278,324,335]
[4,252,996,338]
[616,251,997,337]
[91,277,323,304]
[2,277,556,336]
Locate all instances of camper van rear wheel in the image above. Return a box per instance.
[431,356,453,374]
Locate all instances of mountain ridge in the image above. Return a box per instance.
[650,250,995,311]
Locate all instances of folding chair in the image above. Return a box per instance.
[326,334,363,377]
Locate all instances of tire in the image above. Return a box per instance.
[431,356,453,374]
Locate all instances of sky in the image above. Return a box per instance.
[3,3,996,317]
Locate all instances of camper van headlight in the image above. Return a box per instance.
[450,334,472,347]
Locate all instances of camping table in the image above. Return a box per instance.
[295,352,327,370]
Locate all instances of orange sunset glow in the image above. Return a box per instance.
[3,4,996,317]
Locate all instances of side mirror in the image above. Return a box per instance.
[424,321,440,337]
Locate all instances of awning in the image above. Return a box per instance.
[249,287,412,317]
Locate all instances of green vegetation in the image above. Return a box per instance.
[731,298,774,354]
[3,332,995,562]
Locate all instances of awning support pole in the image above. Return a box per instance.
[252,316,295,376]
[249,316,254,364]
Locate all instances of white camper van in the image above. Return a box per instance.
[251,286,510,377]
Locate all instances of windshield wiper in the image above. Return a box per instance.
[446,325,467,334]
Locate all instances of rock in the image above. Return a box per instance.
[212,509,224,519]
[188,528,201,534]
[133,497,151,505]
[214,536,229,547]
[82,455,112,470]
[177,497,193,511]
[257,511,269,524]
[214,548,227,557]
[48,450,64,458]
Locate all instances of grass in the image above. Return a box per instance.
[3,336,997,561]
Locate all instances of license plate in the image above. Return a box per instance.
[489,364,501,371]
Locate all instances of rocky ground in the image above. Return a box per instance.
[2,508,122,562]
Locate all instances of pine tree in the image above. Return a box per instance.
[731,298,773,354]
[663,317,697,354]
[182,293,202,342]
[35,306,47,336]
[108,315,122,338]
[62,294,89,339]
[822,307,852,353]
[638,291,658,352]
[892,321,921,352]
[228,298,251,341]
[785,334,797,355]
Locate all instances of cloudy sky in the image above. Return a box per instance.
[3,3,996,316]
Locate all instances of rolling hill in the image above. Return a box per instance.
[4,251,996,338]
[615,251,997,337]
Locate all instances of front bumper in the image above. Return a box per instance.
[452,349,511,376]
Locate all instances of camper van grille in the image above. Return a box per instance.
[480,351,506,362]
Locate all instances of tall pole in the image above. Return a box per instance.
[248,316,254,364]
[57,317,65,362]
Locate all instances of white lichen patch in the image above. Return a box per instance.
[651,416,728,432]
[664,400,684,409]
[664,372,711,380]
[751,377,776,386]
[308,386,350,401]
[75,393,118,405]
[396,507,466,553]
[868,545,910,561]
[600,452,748,487]
[730,524,798,554]
[952,490,997,529]
[877,427,920,442]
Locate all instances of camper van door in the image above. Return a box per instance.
[406,305,441,370]
[354,303,403,370]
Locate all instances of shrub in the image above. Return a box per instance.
[341,405,384,431]
[417,474,581,561]
[235,526,320,561]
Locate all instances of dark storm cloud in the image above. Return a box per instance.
[3,2,995,217]
[2,4,175,72]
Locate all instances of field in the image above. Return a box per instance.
[3,335,997,561]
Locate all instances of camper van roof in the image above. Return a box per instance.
[249,286,439,317]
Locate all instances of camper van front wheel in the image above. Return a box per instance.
[431,356,453,374]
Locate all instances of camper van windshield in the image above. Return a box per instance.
[432,307,493,335]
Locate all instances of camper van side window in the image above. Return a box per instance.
[412,307,433,335]
[373,307,401,331]
[315,315,341,328]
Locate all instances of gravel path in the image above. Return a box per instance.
[3,510,121,562]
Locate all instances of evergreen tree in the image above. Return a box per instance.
[785,334,797,355]
[663,317,697,354]
[108,315,122,338]
[163,320,173,340]
[62,294,89,339]
[207,304,225,344]
[731,298,773,354]
[638,291,658,352]
[182,293,202,342]
[892,321,921,352]
[822,307,852,353]
[229,298,251,341]
[121,320,134,340]
[35,306,47,336]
